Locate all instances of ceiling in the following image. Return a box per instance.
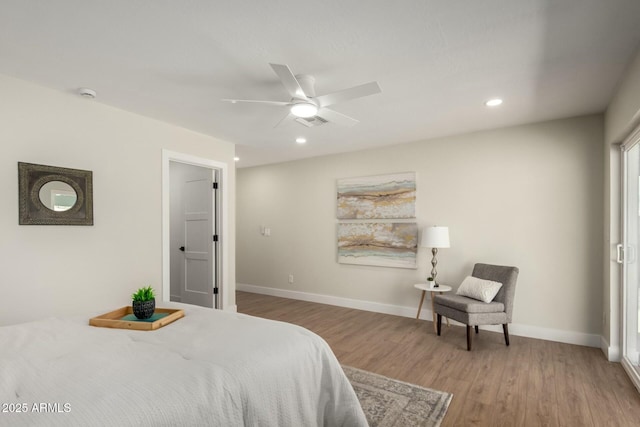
[1,1,640,168]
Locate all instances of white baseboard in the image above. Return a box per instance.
[601,335,621,361]
[237,283,602,348]
[237,283,421,319]
[224,304,238,313]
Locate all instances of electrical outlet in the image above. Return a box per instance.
[265,228,271,237]
[288,274,294,284]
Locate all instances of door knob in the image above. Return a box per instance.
[179,246,185,252]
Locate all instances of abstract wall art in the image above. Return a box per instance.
[337,222,418,269]
[337,172,416,219]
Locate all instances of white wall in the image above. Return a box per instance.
[603,46,640,358]
[0,74,236,325]
[237,115,604,342]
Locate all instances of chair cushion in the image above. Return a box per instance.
[434,294,505,313]
[456,275,502,303]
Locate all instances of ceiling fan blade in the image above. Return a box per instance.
[315,81,381,108]
[316,108,359,127]
[222,98,290,106]
[269,63,308,100]
[274,112,295,128]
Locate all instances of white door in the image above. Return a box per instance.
[621,128,640,391]
[169,162,217,308]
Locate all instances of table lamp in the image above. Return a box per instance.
[420,226,450,287]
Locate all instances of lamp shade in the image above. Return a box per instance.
[420,226,450,248]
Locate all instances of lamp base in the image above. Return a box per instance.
[430,249,440,288]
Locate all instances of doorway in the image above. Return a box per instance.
[621,126,640,391]
[169,162,217,308]
[161,150,229,310]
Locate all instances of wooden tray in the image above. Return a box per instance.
[89,307,184,331]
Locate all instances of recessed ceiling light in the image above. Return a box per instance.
[296,137,307,144]
[290,102,318,118]
[485,98,503,107]
[234,156,240,162]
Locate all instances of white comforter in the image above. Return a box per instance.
[0,303,367,426]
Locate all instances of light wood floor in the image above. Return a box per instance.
[237,291,640,427]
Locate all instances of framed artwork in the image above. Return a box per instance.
[338,222,418,269]
[337,172,416,219]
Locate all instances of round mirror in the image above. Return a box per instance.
[38,181,77,212]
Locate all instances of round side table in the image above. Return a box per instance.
[414,283,453,333]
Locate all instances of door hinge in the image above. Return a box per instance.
[213,287,219,295]
[213,235,218,242]
[213,182,218,189]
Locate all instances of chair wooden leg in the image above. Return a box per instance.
[436,314,442,336]
[475,325,479,334]
[466,325,472,351]
[503,324,510,346]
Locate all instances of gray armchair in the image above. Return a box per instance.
[434,263,519,351]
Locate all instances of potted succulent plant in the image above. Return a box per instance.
[427,276,439,288]
[131,286,155,319]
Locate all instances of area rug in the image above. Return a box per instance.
[343,366,452,427]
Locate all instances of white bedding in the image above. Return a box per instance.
[0,303,367,426]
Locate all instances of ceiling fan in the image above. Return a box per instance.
[223,63,381,128]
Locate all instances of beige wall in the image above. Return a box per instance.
[237,115,604,337]
[0,74,236,325]
[603,46,640,356]
[605,47,640,144]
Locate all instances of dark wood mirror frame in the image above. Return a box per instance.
[18,162,93,225]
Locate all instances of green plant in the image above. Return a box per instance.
[427,277,434,281]
[132,286,155,302]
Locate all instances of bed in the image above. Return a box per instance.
[0,302,367,426]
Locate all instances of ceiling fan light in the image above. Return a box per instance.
[290,103,318,118]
